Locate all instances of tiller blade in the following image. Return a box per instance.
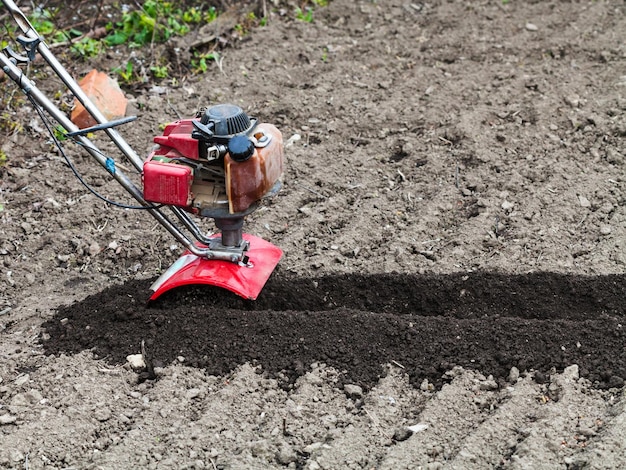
[149,234,282,301]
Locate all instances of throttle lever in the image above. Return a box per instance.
[191,120,215,142]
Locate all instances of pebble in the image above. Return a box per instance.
[303,442,323,454]
[127,354,146,369]
[0,414,17,425]
[94,407,112,422]
[14,374,29,387]
[508,366,520,383]
[343,384,363,399]
[564,94,580,108]
[275,446,298,465]
[501,200,514,211]
[600,225,612,235]
[89,242,101,257]
[480,377,499,391]
[9,449,24,462]
[250,440,271,458]
[393,427,413,442]
[185,388,201,400]
[578,195,591,207]
[525,22,538,31]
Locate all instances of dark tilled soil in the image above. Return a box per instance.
[43,271,626,390]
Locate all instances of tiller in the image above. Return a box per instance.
[0,0,284,300]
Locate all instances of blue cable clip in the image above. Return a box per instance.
[105,157,116,174]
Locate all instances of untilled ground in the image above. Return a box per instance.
[1,0,625,468]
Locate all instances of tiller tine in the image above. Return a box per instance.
[149,234,282,301]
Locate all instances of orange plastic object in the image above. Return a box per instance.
[70,70,128,129]
[225,123,284,214]
[149,234,283,301]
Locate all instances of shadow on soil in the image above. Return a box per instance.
[42,271,626,390]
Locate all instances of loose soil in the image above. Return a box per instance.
[1,0,625,469]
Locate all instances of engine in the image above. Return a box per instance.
[143,104,283,217]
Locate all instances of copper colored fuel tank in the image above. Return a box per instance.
[225,123,284,214]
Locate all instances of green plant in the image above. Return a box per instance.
[191,51,220,74]
[114,61,136,83]
[295,7,314,23]
[71,37,103,58]
[104,0,214,47]
[312,0,329,6]
[204,7,219,24]
[0,150,7,167]
[0,110,24,135]
[150,65,169,79]
[53,125,67,141]
[28,8,57,36]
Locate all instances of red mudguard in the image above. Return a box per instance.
[149,233,282,301]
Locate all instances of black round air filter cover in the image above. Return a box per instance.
[201,104,253,137]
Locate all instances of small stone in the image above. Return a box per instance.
[303,442,323,454]
[127,354,146,369]
[0,414,17,425]
[600,225,612,235]
[9,449,24,462]
[393,427,413,442]
[563,364,579,380]
[185,388,201,400]
[25,389,43,404]
[408,423,429,433]
[11,393,29,407]
[250,440,271,458]
[578,427,597,437]
[14,374,29,387]
[275,446,298,465]
[343,384,363,399]
[501,200,514,211]
[94,407,112,422]
[298,206,313,216]
[564,95,580,108]
[508,367,520,383]
[177,356,185,363]
[525,22,538,31]
[480,377,499,391]
[89,242,101,257]
[578,195,591,207]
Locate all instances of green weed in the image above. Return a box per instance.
[113,61,137,84]
[150,65,169,79]
[104,0,213,47]
[191,51,221,74]
[71,37,103,58]
[295,7,314,23]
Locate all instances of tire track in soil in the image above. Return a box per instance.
[42,272,626,390]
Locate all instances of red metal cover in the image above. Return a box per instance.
[149,234,282,301]
[143,160,193,207]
